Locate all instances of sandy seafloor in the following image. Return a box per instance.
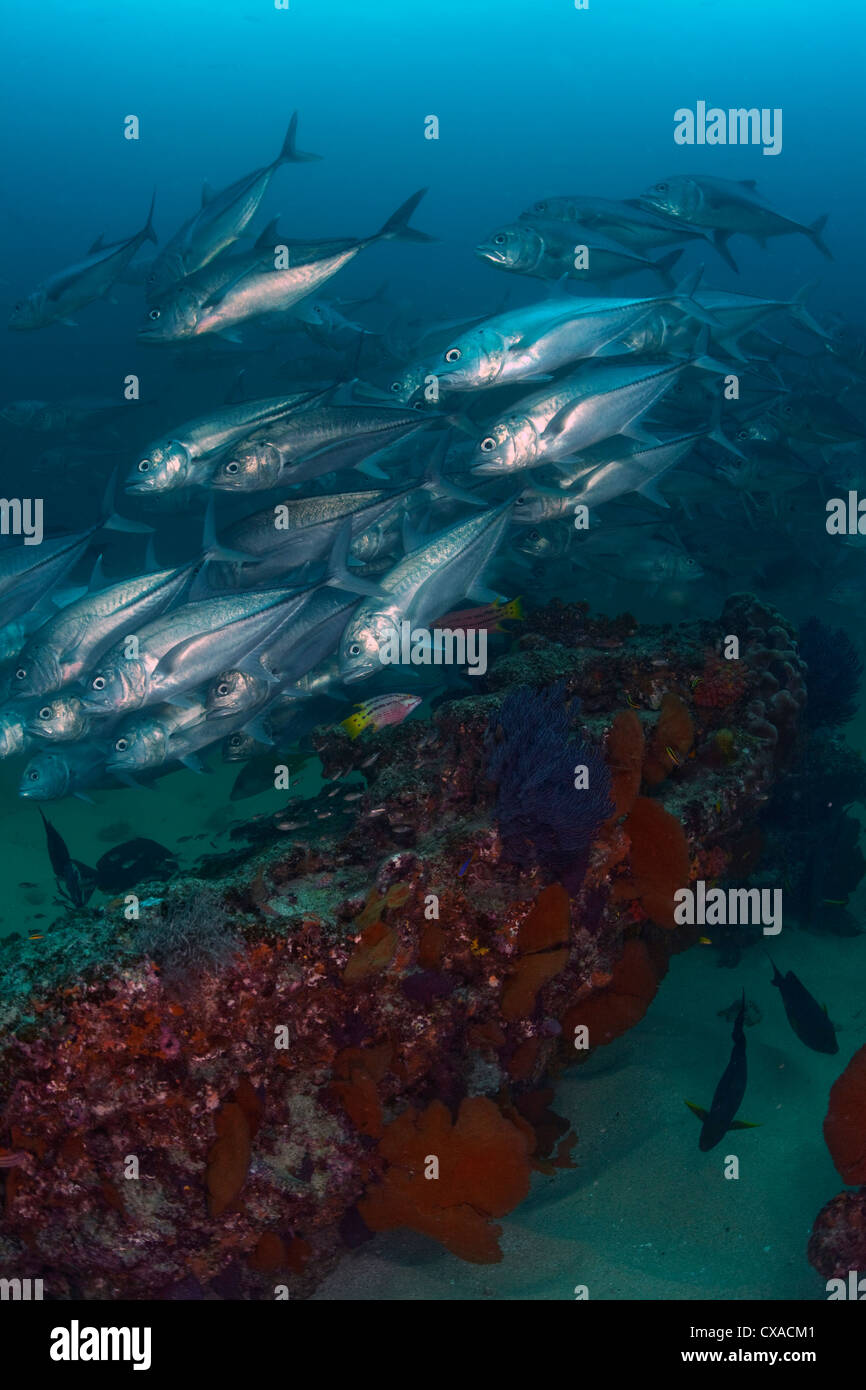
[0,693,863,1304]
[313,923,866,1301]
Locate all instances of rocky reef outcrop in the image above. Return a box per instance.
[0,593,816,1298]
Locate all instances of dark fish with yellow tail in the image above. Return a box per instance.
[686,991,760,1151]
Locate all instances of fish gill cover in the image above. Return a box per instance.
[0,0,863,1327]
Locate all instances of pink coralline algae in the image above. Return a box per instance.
[0,594,809,1298]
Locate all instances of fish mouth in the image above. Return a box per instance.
[475,245,507,264]
[471,461,505,477]
[80,694,113,713]
[342,666,373,684]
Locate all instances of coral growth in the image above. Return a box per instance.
[642,693,694,785]
[823,1044,866,1185]
[808,1045,866,1281]
[0,591,810,1299]
[486,682,612,891]
[358,1097,532,1263]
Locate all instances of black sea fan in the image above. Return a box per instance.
[486,682,612,891]
[800,617,863,727]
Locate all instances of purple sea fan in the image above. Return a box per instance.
[486,682,612,892]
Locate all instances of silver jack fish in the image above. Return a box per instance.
[470,359,690,477]
[125,391,318,494]
[210,404,432,491]
[10,564,193,699]
[145,113,320,303]
[338,500,513,683]
[476,221,684,288]
[639,175,832,267]
[137,190,434,342]
[81,587,312,716]
[9,195,157,330]
[430,273,713,392]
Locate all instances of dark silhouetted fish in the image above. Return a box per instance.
[767,954,838,1053]
[38,808,95,908]
[229,751,311,801]
[95,837,179,893]
[686,992,760,1151]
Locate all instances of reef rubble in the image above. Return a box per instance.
[0,593,813,1298]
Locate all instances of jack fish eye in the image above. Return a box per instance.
[148,308,161,320]
[224,461,239,474]
[229,734,243,748]
[493,233,506,245]
[529,530,540,541]
[91,675,106,690]
[137,459,150,472]
[390,382,402,393]
[38,707,52,720]
[27,769,40,781]
[479,436,497,452]
[14,668,26,681]
[737,429,749,440]
[348,643,362,656]
[444,347,461,363]
[655,182,668,193]
[216,683,230,696]
[114,738,128,752]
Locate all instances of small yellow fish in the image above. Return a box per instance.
[626,692,641,709]
[665,745,682,766]
[699,936,712,945]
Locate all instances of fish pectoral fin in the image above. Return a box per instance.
[242,715,274,745]
[205,264,259,308]
[635,478,670,508]
[621,422,659,444]
[179,754,207,773]
[685,1101,708,1121]
[466,580,505,605]
[542,403,578,440]
[356,458,391,480]
[326,518,388,598]
[728,1119,761,1131]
